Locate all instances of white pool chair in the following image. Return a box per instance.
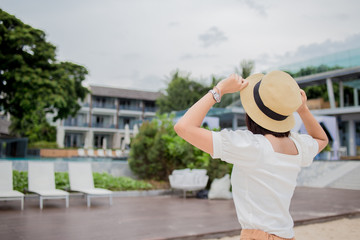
[28,162,69,209]
[78,148,87,157]
[115,150,123,157]
[87,149,96,157]
[106,149,114,157]
[68,162,112,207]
[0,161,24,210]
[96,149,105,157]
[169,168,209,198]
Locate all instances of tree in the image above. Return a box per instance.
[211,59,255,108]
[0,9,89,142]
[235,59,255,79]
[156,70,208,113]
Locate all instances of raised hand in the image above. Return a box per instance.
[216,73,249,96]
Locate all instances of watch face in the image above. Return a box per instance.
[210,89,221,103]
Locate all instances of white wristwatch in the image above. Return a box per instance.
[209,89,221,103]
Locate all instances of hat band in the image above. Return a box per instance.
[253,80,288,121]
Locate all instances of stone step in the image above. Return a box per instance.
[297,161,360,190]
[328,165,360,190]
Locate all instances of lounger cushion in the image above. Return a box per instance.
[31,189,69,196]
[72,188,112,195]
[208,174,232,200]
[0,191,24,197]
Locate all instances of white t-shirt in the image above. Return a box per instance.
[211,129,318,238]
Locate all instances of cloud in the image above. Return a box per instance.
[242,0,268,16]
[198,26,228,48]
[283,33,360,62]
[256,33,360,71]
[179,53,218,61]
[168,21,180,27]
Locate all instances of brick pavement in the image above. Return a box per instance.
[1,187,360,240]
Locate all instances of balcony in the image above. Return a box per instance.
[63,122,89,127]
[91,123,115,129]
[119,105,142,111]
[119,105,157,112]
[92,103,116,109]
[144,106,157,112]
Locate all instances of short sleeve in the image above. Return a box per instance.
[291,132,319,167]
[211,129,262,167]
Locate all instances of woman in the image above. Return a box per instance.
[174,70,328,240]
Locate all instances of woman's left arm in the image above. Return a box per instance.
[174,73,248,155]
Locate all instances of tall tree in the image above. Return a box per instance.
[0,9,89,142]
[156,70,208,113]
[235,59,255,79]
[213,59,255,108]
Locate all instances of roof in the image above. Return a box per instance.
[90,85,162,101]
[295,66,360,87]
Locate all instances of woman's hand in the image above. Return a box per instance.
[296,89,329,153]
[297,89,309,114]
[216,73,249,96]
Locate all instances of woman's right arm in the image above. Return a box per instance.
[297,89,329,153]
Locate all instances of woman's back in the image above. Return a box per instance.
[265,135,298,156]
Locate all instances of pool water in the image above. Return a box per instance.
[0,156,126,162]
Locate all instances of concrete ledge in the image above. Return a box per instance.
[23,189,172,199]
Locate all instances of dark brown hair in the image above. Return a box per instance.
[246,114,290,138]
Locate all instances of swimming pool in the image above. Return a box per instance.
[0,156,127,162]
[1,157,133,178]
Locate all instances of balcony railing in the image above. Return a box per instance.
[119,105,157,112]
[91,123,115,129]
[92,103,116,109]
[119,105,142,111]
[144,106,157,112]
[63,122,89,127]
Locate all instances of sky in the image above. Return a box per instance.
[1,0,360,92]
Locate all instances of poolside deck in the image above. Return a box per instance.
[1,187,360,240]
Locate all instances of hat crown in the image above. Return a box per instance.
[259,71,301,116]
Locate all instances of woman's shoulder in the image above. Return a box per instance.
[290,131,316,143]
[218,129,266,144]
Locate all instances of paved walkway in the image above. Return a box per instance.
[1,187,360,240]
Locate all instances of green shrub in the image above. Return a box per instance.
[128,114,231,184]
[55,172,70,190]
[93,172,153,191]
[129,114,192,180]
[12,170,28,193]
[12,170,153,193]
[28,141,58,149]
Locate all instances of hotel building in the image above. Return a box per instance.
[55,85,161,149]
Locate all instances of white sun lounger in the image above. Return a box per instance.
[28,162,69,209]
[115,150,123,157]
[106,149,114,157]
[96,149,105,157]
[78,148,87,157]
[68,162,112,207]
[87,149,96,157]
[0,161,24,210]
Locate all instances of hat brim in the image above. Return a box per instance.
[240,73,295,133]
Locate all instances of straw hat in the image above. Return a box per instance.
[240,70,302,133]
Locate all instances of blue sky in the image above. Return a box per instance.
[1,0,360,91]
